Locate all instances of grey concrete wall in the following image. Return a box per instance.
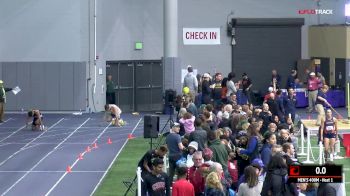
[0,0,347,111]
[0,62,86,111]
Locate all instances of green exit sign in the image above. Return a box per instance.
[135,42,143,50]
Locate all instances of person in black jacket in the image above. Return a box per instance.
[286,69,297,89]
[189,118,207,151]
[271,69,282,89]
[144,158,170,196]
[211,72,223,108]
[138,146,168,195]
[261,154,294,196]
[259,103,273,134]
[201,73,212,104]
[317,183,336,196]
[241,73,253,105]
[284,88,297,122]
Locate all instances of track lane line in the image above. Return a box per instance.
[0,118,64,168]
[89,117,143,196]
[44,120,113,196]
[1,118,90,196]
[0,125,26,143]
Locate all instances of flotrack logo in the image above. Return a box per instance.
[298,9,333,15]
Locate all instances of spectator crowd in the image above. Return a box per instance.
[138,66,344,196]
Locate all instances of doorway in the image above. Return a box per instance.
[335,58,346,89]
[106,60,163,112]
[231,18,304,92]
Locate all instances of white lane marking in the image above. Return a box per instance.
[1,118,90,196]
[44,120,114,196]
[3,118,12,123]
[89,117,143,196]
[0,118,64,167]
[31,128,131,140]
[0,125,26,143]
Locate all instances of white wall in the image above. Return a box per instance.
[0,0,89,61]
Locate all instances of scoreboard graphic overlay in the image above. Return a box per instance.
[288,165,343,183]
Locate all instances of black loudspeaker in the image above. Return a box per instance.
[144,115,160,138]
[164,89,176,106]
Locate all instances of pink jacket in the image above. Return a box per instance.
[179,116,195,134]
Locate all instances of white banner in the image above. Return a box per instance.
[183,28,220,45]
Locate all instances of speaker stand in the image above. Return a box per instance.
[160,105,174,135]
[150,138,153,150]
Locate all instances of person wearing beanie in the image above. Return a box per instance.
[201,73,212,104]
[186,141,198,167]
[203,147,214,166]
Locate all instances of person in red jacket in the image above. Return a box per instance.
[227,152,238,191]
[172,166,195,196]
[187,151,206,196]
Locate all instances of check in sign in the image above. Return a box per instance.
[183,28,220,45]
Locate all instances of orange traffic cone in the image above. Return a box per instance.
[66,165,72,173]
[78,153,84,160]
[92,142,98,149]
[128,133,135,139]
[107,138,112,144]
[85,146,91,153]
